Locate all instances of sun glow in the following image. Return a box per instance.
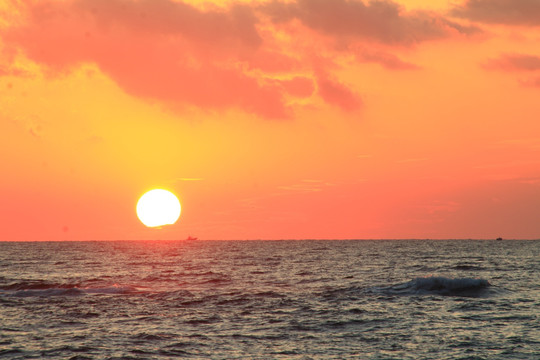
[136,189,181,228]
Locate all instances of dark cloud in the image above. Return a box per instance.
[452,0,540,26]
[73,0,263,51]
[264,0,479,45]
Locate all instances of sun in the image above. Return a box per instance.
[136,189,181,227]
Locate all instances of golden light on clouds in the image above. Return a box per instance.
[1,0,540,240]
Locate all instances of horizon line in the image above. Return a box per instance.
[1,238,538,242]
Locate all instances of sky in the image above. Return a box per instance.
[1,0,539,241]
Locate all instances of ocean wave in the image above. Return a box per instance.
[9,288,86,297]
[0,280,79,291]
[1,283,138,297]
[451,264,486,271]
[384,277,491,297]
[83,285,138,294]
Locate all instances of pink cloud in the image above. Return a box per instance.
[278,77,315,98]
[2,0,481,117]
[354,49,419,70]
[3,0,289,118]
[520,76,540,88]
[0,65,29,77]
[483,53,540,71]
[245,50,302,73]
[452,0,540,26]
[316,74,362,111]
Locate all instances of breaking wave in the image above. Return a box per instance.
[384,277,492,297]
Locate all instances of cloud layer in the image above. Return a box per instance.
[4,0,292,118]
[2,0,479,117]
[263,0,479,45]
[452,0,540,26]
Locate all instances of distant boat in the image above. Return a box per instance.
[496,237,503,241]
[185,236,198,241]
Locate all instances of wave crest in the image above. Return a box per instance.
[386,277,491,297]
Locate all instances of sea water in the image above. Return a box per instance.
[0,240,538,359]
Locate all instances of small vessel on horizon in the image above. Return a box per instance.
[185,236,198,241]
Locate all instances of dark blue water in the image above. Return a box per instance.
[1,240,539,359]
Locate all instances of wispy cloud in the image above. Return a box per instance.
[496,138,540,150]
[354,49,420,70]
[396,157,429,164]
[483,53,540,72]
[520,76,540,88]
[0,65,29,77]
[420,200,460,215]
[277,179,335,193]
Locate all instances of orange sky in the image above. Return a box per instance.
[1,0,539,241]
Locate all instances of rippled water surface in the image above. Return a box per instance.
[1,240,539,359]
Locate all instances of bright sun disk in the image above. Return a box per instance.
[136,189,181,227]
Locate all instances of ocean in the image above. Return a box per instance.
[0,240,538,359]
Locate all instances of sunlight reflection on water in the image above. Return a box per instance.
[0,240,538,359]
